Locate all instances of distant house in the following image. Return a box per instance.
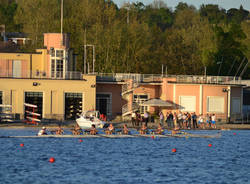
[4,32,29,46]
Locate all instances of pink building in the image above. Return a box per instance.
[96,74,243,122]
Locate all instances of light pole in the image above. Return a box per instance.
[84,44,95,74]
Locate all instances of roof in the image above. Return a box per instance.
[140,98,172,107]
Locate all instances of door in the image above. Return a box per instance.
[12,60,21,78]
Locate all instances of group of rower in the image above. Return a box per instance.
[38,122,181,136]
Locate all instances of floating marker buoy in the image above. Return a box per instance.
[20,143,24,147]
[208,144,212,147]
[172,148,177,153]
[49,157,55,163]
[79,139,83,142]
[233,133,236,135]
[151,136,155,139]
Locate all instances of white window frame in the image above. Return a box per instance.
[179,96,196,112]
[207,96,224,113]
[133,94,149,114]
[50,49,65,79]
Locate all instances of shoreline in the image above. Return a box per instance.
[1,122,250,130]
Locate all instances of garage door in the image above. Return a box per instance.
[179,96,196,112]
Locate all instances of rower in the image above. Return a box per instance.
[155,123,164,135]
[122,124,129,135]
[171,127,180,135]
[56,125,64,135]
[139,124,148,135]
[90,124,98,135]
[38,126,47,136]
[105,123,115,135]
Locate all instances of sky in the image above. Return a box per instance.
[113,0,250,10]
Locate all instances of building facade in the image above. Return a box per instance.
[0,33,245,123]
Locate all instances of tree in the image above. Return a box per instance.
[207,23,247,76]
[200,4,227,24]
[14,0,61,49]
[227,6,249,23]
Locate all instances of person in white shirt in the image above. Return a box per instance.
[38,127,47,136]
[211,114,216,129]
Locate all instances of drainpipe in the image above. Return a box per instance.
[228,86,231,122]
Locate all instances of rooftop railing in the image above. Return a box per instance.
[96,73,242,85]
[0,70,243,85]
[0,70,83,80]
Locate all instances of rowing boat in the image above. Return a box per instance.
[0,132,221,139]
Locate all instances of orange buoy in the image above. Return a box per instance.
[172,148,177,153]
[79,139,83,142]
[20,143,24,147]
[151,136,155,139]
[208,144,212,147]
[49,157,55,163]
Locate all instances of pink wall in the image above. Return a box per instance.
[203,85,228,117]
[0,59,28,77]
[44,33,70,75]
[96,83,124,117]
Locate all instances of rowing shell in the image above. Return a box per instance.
[0,133,221,139]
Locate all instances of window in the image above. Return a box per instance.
[50,49,65,78]
[207,96,224,113]
[56,50,64,58]
[0,91,2,104]
[56,60,63,78]
[179,96,196,112]
[51,59,55,78]
[232,97,241,114]
[133,94,148,114]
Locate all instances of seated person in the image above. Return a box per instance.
[122,124,129,135]
[38,127,47,136]
[155,123,164,135]
[171,127,181,135]
[72,124,83,135]
[56,125,64,135]
[139,124,148,135]
[105,123,115,135]
[90,124,98,135]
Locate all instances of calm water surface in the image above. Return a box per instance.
[0,128,250,184]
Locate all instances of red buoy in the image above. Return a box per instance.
[79,139,83,142]
[233,133,236,135]
[208,144,212,147]
[172,148,177,153]
[49,157,55,163]
[20,143,24,147]
[151,136,155,139]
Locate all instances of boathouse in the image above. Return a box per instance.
[0,33,245,123]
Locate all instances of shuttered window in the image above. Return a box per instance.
[207,96,224,113]
[179,96,196,112]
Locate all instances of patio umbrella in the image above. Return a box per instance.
[140,98,172,107]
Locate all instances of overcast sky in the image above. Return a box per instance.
[113,0,250,10]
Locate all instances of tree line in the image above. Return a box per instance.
[0,0,249,78]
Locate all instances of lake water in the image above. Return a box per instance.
[0,128,250,184]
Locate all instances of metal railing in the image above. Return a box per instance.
[96,73,242,85]
[0,70,83,80]
[122,102,139,116]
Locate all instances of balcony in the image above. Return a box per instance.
[96,73,242,85]
[0,70,83,80]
